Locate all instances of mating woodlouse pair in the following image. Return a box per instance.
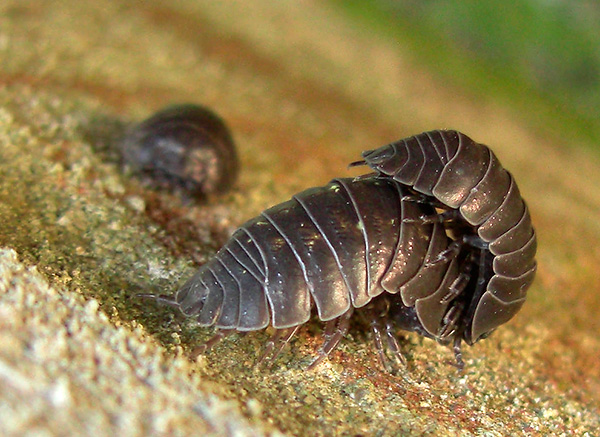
[120,104,239,197]
[148,130,536,371]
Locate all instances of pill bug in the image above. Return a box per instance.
[120,104,238,197]
[353,130,537,350]
[145,130,536,371]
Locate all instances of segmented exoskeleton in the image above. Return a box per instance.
[146,130,536,371]
[355,130,537,350]
[172,176,461,369]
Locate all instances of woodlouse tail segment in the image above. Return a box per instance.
[307,309,354,370]
[361,146,395,164]
[256,326,301,368]
[136,293,180,308]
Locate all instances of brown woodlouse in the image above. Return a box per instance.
[146,130,536,371]
[120,104,238,197]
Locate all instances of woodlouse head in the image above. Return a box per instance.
[462,287,529,345]
[175,270,213,320]
[120,104,239,197]
[456,248,534,346]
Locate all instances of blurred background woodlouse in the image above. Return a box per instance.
[120,104,239,198]
[146,129,536,371]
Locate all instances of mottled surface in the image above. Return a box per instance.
[0,1,599,435]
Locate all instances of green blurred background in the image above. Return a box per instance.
[338,0,600,150]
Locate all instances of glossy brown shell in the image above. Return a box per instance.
[177,177,458,335]
[360,130,537,344]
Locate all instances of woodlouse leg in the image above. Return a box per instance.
[440,256,473,304]
[369,315,388,369]
[136,293,179,308]
[191,329,236,359]
[268,325,301,364]
[257,329,286,366]
[425,239,462,267]
[400,193,435,204]
[437,301,465,340]
[440,272,470,304]
[462,234,489,250]
[383,319,407,368]
[400,192,448,209]
[401,209,458,225]
[307,309,353,370]
[321,316,338,339]
[367,306,406,372]
[257,325,301,367]
[453,337,465,370]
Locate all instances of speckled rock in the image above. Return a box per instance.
[0,1,599,435]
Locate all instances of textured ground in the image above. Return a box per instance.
[0,1,599,435]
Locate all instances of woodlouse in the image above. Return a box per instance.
[120,104,238,197]
[355,130,537,349]
[147,130,536,371]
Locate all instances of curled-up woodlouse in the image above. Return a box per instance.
[120,104,238,197]
[145,130,536,371]
[354,130,537,349]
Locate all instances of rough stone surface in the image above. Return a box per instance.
[0,1,599,435]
